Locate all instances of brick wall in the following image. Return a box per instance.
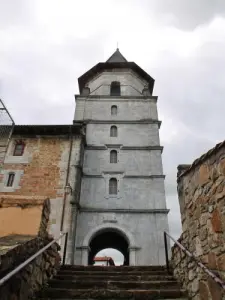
[171,141,225,300]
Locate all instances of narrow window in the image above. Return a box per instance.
[6,173,15,187]
[111,105,117,116]
[110,150,117,163]
[110,82,121,96]
[13,142,25,156]
[110,126,117,137]
[109,178,117,195]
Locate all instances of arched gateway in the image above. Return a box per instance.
[72,49,170,266]
[80,224,136,266]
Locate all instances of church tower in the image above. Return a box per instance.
[73,49,169,265]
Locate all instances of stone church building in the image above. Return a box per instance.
[0,49,169,266]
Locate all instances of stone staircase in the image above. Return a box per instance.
[37,265,188,299]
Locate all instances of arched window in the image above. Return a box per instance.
[109,178,117,195]
[6,172,15,187]
[111,105,117,116]
[110,81,121,96]
[110,126,117,137]
[110,150,117,163]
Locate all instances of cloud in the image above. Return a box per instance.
[0,0,225,257]
[148,0,225,30]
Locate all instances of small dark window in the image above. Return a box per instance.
[110,82,121,96]
[109,178,117,195]
[111,105,117,116]
[110,126,117,137]
[13,142,25,156]
[7,173,15,187]
[110,150,117,163]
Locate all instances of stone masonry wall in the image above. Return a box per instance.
[171,141,225,300]
[0,199,61,300]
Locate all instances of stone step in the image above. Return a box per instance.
[61,265,167,272]
[48,279,180,290]
[55,274,175,281]
[58,270,170,276]
[38,288,187,299]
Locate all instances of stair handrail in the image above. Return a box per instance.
[0,231,68,287]
[164,231,225,290]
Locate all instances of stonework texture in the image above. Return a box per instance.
[0,198,61,300]
[171,140,225,299]
[0,236,61,300]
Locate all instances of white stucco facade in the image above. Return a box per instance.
[73,50,170,265]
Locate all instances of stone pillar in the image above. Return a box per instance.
[81,246,90,265]
[68,202,79,265]
[129,247,137,266]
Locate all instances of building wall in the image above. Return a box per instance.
[0,134,83,244]
[80,177,166,210]
[74,98,158,121]
[75,211,168,266]
[83,149,163,175]
[74,67,169,265]
[88,70,148,96]
[85,123,160,146]
[171,141,225,299]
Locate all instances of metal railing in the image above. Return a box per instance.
[0,232,68,287]
[164,231,225,290]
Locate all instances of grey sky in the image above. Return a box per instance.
[1,0,225,262]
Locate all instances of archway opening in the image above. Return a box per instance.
[88,230,129,266]
[94,248,124,266]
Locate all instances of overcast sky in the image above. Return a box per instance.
[1,0,225,264]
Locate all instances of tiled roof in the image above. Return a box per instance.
[94,256,113,261]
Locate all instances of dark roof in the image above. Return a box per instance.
[11,124,83,136]
[78,50,155,94]
[178,140,225,179]
[106,48,127,63]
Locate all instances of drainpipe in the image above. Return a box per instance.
[60,125,73,232]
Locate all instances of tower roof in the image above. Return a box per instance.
[78,50,155,94]
[106,48,127,63]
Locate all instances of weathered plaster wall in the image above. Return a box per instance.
[0,196,47,237]
[171,141,225,299]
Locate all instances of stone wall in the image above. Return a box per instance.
[0,236,61,300]
[171,140,225,300]
[0,198,61,300]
